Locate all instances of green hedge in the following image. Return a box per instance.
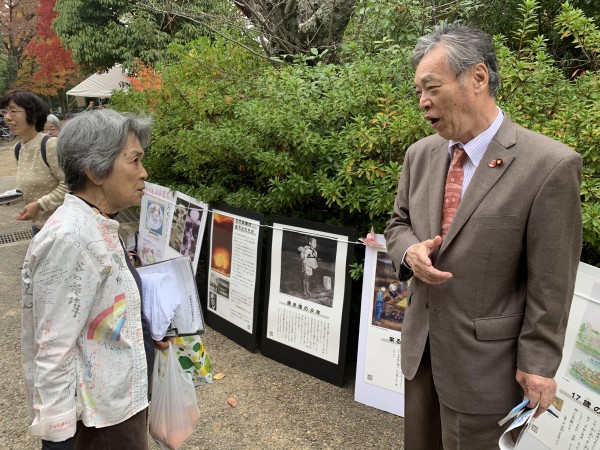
[111,14,600,267]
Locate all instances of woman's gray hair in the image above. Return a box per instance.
[46,114,61,129]
[57,109,152,192]
[411,23,500,97]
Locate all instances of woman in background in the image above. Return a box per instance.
[0,90,66,235]
[44,114,61,137]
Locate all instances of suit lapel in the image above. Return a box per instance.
[439,117,517,253]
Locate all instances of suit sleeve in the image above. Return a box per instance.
[517,152,582,377]
[384,146,420,281]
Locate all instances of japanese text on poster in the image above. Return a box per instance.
[208,211,260,333]
[265,224,348,365]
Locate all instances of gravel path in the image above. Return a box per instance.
[0,141,404,449]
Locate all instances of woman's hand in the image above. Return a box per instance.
[16,201,41,221]
[154,337,174,350]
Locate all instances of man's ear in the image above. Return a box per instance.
[472,63,489,92]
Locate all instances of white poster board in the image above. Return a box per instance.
[516,262,600,450]
[138,182,175,265]
[207,208,261,333]
[265,222,349,365]
[139,183,208,274]
[166,191,208,274]
[354,235,405,416]
[261,216,354,386]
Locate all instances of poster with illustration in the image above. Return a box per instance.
[516,262,600,450]
[138,182,175,265]
[165,191,208,274]
[205,204,264,351]
[139,184,208,273]
[354,235,405,417]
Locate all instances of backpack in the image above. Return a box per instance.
[14,135,51,168]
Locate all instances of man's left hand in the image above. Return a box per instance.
[515,368,557,418]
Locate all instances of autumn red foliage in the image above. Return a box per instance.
[15,0,80,95]
[129,63,163,92]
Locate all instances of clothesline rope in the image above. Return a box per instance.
[143,191,378,247]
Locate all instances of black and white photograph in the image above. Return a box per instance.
[280,230,337,308]
[180,208,203,257]
[168,198,188,252]
[164,192,208,274]
[262,216,355,386]
[209,273,230,299]
[209,292,217,311]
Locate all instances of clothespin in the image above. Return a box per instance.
[359,227,386,249]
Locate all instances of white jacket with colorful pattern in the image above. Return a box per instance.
[21,194,148,442]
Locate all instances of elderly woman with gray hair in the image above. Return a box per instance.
[43,114,61,137]
[21,109,160,450]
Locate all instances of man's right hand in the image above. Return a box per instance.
[405,235,453,285]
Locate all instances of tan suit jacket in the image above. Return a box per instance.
[384,116,582,415]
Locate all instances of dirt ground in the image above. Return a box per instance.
[0,139,405,449]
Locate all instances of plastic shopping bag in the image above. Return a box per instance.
[149,343,200,450]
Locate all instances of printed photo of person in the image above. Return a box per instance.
[168,199,188,252]
[180,208,202,257]
[371,252,406,331]
[145,201,164,236]
[279,230,336,307]
[298,237,318,296]
[209,292,217,311]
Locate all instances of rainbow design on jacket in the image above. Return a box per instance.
[87,293,126,341]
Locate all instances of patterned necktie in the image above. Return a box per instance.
[441,144,467,238]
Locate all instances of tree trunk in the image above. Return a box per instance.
[234,0,358,62]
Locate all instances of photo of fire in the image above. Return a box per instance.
[211,213,234,276]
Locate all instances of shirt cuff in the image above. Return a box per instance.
[401,245,416,270]
[28,407,77,443]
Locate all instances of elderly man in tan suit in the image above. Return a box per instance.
[384,24,582,449]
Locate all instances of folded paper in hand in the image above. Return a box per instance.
[498,398,539,450]
[0,189,23,205]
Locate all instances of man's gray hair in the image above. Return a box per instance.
[57,109,152,192]
[412,23,500,97]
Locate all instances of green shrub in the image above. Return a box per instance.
[111,2,599,267]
